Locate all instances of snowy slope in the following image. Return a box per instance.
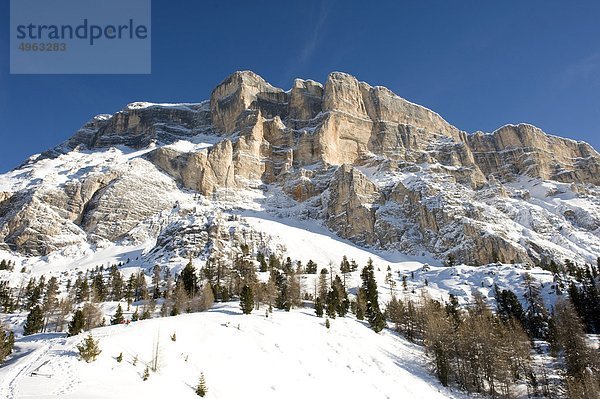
[0,303,468,399]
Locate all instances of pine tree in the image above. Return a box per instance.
[23,305,44,335]
[495,286,525,327]
[340,256,351,287]
[0,324,15,364]
[314,297,324,317]
[111,304,125,325]
[181,260,199,297]
[92,273,106,302]
[196,372,207,397]
[523,273,549,339]
[306,260,318,274]
[68,309,85,336]
[42,276,59,332]
[142,366,150,381]
[151,264,162,299]
[240,284,254,314]
[77,333,101,363]
[361,260,385,332]
[116,352,123,362]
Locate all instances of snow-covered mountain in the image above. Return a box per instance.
[0,71,598,268]
[1,71,599,399]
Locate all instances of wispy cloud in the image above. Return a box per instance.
[281,0,334,82]
[562,52,600,87]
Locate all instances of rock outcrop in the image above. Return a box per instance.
[1,70,599,266]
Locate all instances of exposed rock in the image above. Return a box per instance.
[326,165,382,245]
[2,70,599,266]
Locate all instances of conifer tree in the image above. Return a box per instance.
[77,333,101,363]
[306,260,318,274]
[522,274,549,339]
[68,309,85,336]
[314,297,324,317]
[240,284,254,314]
[0,324,15,364]
[196,373,207,397]
[23,305,44,335]
[495,285,525,328]
[42,276,59,332]
[151,264,162,299]
[361,259,385,332]
[111,304,124,325]
[340,256,351,287]
[181,260,199,297]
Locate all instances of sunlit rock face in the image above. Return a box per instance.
[2,71,599,266]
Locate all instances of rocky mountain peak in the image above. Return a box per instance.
[1,71,598,268]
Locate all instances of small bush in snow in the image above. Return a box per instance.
[77,333,101,363]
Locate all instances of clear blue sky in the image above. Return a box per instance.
[1,1,600,172]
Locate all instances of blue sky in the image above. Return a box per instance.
[1,0,600,172]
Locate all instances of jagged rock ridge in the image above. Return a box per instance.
[0,71,599,266]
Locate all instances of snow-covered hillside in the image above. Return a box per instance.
[0,303,468,399]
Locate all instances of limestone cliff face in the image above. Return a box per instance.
[469,124,600,184]
[2,71,599,266]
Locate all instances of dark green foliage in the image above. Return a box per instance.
[170,332,176,342]
[361,259,386,332]
[239,284,254,314]
[180,261,198,297]
[111,304,125,325]
[116,352,123,362]
[0,325,15,364]
[142,366,150,381]
[23,305,44,335]
[325,318,330,329]
[68,309,85,336]
[0,281,16,313]
[0,259,14,271]
[132,308,139,321]
[196,373,207,397]
[444,294,461,327]
[77,333,101,363]
[268,255,281,271]
[75,277,90,303]
[151,265,162,299]
[314,297,324,317]
[257,252,268,272]
[340,256,351,286]
[305,260,318,274]
[523,274,549,339]
[141,308,151,320]
[92,273,106,301]
[568,266,600,333]
[109,265,124,301]
[495,285,525,327]
[271,269,291,311]
[325,276,349,318]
